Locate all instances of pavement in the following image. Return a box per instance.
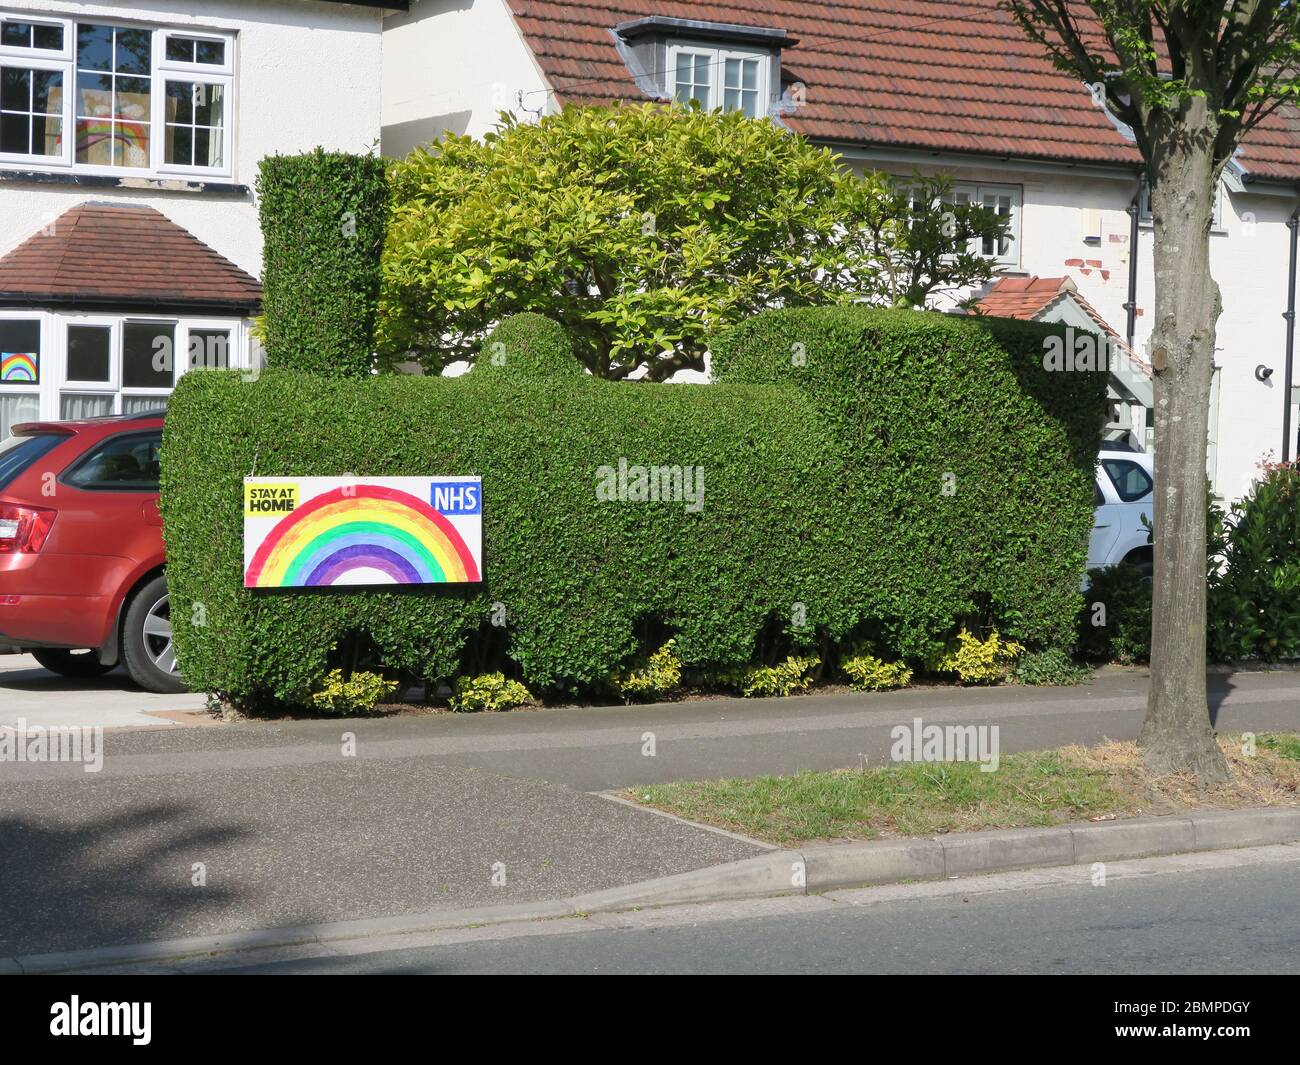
[60,843,1300,975]
[1,662,1297,961]
[0,653,207,729]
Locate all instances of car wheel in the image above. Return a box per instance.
[121,575,188,694]
[31,648,115,679]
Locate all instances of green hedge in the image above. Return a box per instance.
[256,149,389,378]
[161,308,1107,707]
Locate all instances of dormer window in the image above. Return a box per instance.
[669,44,768,118]
[614,16,793,121]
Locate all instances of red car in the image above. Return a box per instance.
[0,412,184,693]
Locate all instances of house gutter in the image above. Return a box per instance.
[1284,197,1300,463]
[1124,175,1144,349]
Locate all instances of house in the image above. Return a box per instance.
[381,0,1300,502]
[0,0,405,437]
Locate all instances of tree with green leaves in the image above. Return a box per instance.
[1004,0,1300,782]
[378,104,1005,379]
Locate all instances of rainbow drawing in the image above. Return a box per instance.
[243,478,482,589]
[1,352,38,383]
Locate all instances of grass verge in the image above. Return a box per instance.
[629,733,1300,846]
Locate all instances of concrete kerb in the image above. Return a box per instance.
[9,807,1299,973]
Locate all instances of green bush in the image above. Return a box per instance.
[449,673,532,713]
[472,313,584,380]
[716,655,821,698]
[309,669,398,715]
[161,307,1106,709]
[842,648,913,691]
[611,640,683,703]
[712,307,1106,655]
[257,149,389,378]
[1078,564,1151,664]
[1208,462,1300,662]
[1012,648,1093,686]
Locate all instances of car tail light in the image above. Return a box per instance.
[0,503,56,554]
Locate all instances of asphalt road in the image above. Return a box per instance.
[213,848,1300,975]
[1,667,1297,957]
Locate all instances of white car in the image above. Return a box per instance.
[1088,443,1154,577]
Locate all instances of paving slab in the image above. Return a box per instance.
[0,653,206,729]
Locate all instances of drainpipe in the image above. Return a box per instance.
[1124,174,1144,349]
[1284,198,1300,463]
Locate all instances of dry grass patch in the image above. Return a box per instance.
[631,733,1300,846]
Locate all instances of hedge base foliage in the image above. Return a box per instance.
[162,308,1107,709]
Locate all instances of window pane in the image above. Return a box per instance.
[32,69,61,113]
[195,39,224,65]
[115,76,150,117]
[59,393,114,420]
[0,320,40,384]
[121,395,168,416]
[1,66,28,110]
[694,55,710,85]
[0,111,25,154]
[1103,460,1153,503]
[65,431,162,490]
[0,22,31,48]
[115,29,151,74]
[67,325,111,382]
[725,58,741,89]
[77,24,113,71]
[0,394,40,440]
[188,329,232,370]
[194,83,222,126]
[165,37,194,63]
[122,323,175,388]
[194,126,219,167]
[166,79,192,123]
[165,122,191,165]
[33,24,63,50]
[743,59,759,91]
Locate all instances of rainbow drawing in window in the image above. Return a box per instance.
[0,353,39,384]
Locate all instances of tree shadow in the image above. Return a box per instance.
[0,801,274,957]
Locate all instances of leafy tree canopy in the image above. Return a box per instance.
[379,104,1006,380]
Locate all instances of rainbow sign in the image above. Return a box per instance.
[243,477,482,589]
[1,352,38,383]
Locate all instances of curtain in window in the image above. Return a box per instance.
[121,395,167,415]
[0,393,39,439]
[59,392,114,420]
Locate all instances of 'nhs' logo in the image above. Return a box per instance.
[432,479,481,515]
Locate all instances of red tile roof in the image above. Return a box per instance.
[509,0,1300,181]
[0,203,261,312]
[977,275,1151,374]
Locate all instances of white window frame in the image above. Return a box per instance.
[951,182,1022,267]
[667,41,770,119]
[0,11,234,180]
[0,309,46,434]
[0,309,248,432]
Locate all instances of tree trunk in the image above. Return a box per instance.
[1139,120,1231,783]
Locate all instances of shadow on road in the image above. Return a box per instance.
[0,802,263,957]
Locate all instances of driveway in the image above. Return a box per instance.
[0,653,208,730]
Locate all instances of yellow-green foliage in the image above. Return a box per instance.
[309,669,398,714]
[842,648,913,691]
[928,628,1023,685]
[719,655,820,698]
[611,640,683,703]
[450,672,532,713]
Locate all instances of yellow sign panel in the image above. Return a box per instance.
[244,482,299,518]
